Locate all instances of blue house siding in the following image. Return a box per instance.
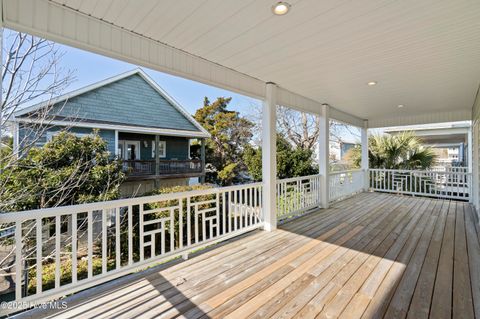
[45,74,199,132]
[18,124,116,155]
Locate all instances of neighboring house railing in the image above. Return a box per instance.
[123,159,203,177]
[0,183,263,311]
[429,166,468,173]
[369,168,471,200]
[329,170,365,202]
[276,174,321,221]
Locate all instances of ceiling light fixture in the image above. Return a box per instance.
[397,104,404,108]
[272,2,291,15]
[367,81,377,86]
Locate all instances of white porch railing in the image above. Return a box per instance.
[369,169,471,200]
[0,183,263,311]
[329,169,365,202]
[276,174,321,221]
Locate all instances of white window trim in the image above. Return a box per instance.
[152,140,167,158]
[119,140,141,160]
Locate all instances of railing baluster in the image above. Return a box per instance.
[102,210,107,273]
[55,215,61,289]
[36,218,42,294]
[139,205,144,262]
[115,208,120,269]
[222,192,226,235]
[215,191,220,235]
[201,207,206,242]
[15,221,22,301]
[128,206,133,265]
[87,211,93,278]
[187,197,191,246]
[233,190,237,231]
[240,188,244,229]
[228,191,232,233]
[72,213,77,283]
[179,199,184,249]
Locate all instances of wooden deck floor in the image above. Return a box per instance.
[19,193,480,319]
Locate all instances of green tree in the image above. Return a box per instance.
[348,131,436,169]
[243,134,319,181]
[194,97,254,185]
[0,130,125,212]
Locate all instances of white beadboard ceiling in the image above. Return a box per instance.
[7,0,480,126]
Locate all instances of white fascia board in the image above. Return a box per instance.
[369,110,472,128]
[14,118,210,138]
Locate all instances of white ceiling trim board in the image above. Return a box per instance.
[368,110,471,129]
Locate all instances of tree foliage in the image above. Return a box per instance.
[243,134,319,181]
[194,97,254,185]
[0,131,125,212]
[348,132,436,169]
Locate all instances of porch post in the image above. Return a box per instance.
[468,127,473,172]
[114,130,119,157]
[318,104,329,209]
[200,138,206,184]
[361,120,369,191]
[155,135,160,187]
[471,124,478,207]
[262,82,277,231]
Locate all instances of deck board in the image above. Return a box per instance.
[16,193,480,319]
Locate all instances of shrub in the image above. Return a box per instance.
[27,257,115,295]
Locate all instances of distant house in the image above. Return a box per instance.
[384,122,470,167]
[11,69,210,195]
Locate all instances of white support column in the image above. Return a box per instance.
[468,126,473,172]
[472,123,478,208]
[318,104,330,209]
[114,130,119,157]
[262,82,277,231]
[361,120,369,191]
[468,126,474,203]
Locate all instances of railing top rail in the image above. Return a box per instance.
[0,182,264,223]
[276,174,321,184]
[329,169,364,175]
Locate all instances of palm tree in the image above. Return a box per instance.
[349,131,437,169]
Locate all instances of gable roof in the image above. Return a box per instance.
[14,69,210,138]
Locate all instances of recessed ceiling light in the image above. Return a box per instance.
[272,2,291,15]
[367,81,377,86]
[397,104,404,108]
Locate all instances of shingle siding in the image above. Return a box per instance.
[18,124,116,155]
[44,74,199,132]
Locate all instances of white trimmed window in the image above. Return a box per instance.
[152,140,166,158]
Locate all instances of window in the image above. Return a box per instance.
[152,140,166,158]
